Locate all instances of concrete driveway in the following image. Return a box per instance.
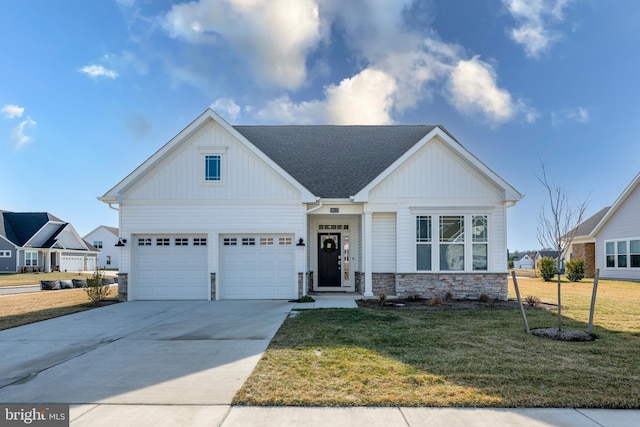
[0,300,294,405]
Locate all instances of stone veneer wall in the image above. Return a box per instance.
[571,243,596,278]
[306,271,314,294]
[354,272,363,294]
[210,273,216,300]
[395,273,508,301]
[372,273,396,296]
[117,273,128,301]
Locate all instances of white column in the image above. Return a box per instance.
[363,212,373,297]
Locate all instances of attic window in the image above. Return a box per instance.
[205,155,221,181]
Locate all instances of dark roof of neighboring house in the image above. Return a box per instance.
[0,211,63,247]
[41,224,68,248]
[233,125,439,198]
[537,250,559,259]
[564,206,611,239]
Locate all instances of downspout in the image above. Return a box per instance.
[302,198,323,296]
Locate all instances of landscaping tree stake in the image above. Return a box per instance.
[512,271,530,334]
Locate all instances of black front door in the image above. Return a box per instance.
[318,233,341,287]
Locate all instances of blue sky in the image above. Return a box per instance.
[1,0,638,251]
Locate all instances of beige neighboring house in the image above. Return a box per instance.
[83,225,120,270]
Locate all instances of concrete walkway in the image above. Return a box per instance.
[2,300,638,426]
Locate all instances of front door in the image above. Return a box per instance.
[318,233,341,287]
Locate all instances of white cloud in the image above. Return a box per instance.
[257,68,397,125]
[211,98,241,120]
[79,64,119,79]
[444,57,516,126]
[551,107,590,127]
[1,104,24,119]
[503,0,572,58]
[11,117,37,146]
[162,0,322,90]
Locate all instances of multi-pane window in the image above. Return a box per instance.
[631,240,640,268]
[416,214,489,272]
[93,241,103,249]
[279,237,293,245]
[260,237,274,246]
[106,256,111,265]
[606,239,640,268]
[472,215,488,271]
[223,238,237,246]
[25,251,38,266]
[156,238,170,246]
[193,238,207,246]
[138,238,152,246]
[440,216,464,271]
[0,250,10,257]
[416,216,432,271]
[175,238,189,246]
[204,155,221,181]
[242,238,256,246]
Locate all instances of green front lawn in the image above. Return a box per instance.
[234,278,640,408]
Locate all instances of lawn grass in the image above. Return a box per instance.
[0,287,118,330]
[235,277,640,408]
[0,272,92,287]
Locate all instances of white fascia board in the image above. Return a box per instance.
[353,127,524,203]
[591,171,640,236]
[0,234,17,248]
[100,108,316,203]
[63,224,92,251]
[23,221,62,248]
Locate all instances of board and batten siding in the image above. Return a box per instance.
[118,203,306,275]
[126,121,301,202]
[371,213,396,273]
[595,181,640,280]
[368,138,504,202]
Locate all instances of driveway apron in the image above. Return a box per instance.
[0,300,294,405]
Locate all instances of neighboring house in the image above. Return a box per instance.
[590,172,640,281]
[533,250,564,273]
[566,206,611,278]
[83,226,120,270]
[99,108,523,301]
[0,211,98,273]
[513,253,534,269]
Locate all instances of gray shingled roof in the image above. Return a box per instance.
[565,206,611,239]
[0,212,63,247]
[233,125,438,198]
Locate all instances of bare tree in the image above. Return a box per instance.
[536,163,588,332]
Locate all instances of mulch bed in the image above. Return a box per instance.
[356,297,555,311]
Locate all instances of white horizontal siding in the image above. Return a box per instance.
[126,121,301,201]
[372,213,396,272]
[369,138,503,202]
[118,203,306,275]
[596,182,640,280]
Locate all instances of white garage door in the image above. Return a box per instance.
[61,256,83,272]
[133,234,209,300]
[219,234,296,299]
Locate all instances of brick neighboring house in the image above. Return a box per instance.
[566,207,611,278]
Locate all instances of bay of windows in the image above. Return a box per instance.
[606,239,640,268]
[416,214,488,272]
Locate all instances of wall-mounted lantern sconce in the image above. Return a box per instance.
[296,238,306,247]
[115,238,127,247]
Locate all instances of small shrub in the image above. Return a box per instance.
[378,291,387,307]
[539,257,556,281]
[479,293,491,303]
[85,268,111,306]
[565,258,585,282]
[525,295,541,307]
[427,296,443,306]
[294,295,315,303]
[444,291,453,301]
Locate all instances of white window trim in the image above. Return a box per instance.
[604,238,640,269]
[0,250,11,258]
[199,146,227,186]
[25,250,38,266]
[414,213,491,273]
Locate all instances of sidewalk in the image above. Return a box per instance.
[70,405,640,426]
